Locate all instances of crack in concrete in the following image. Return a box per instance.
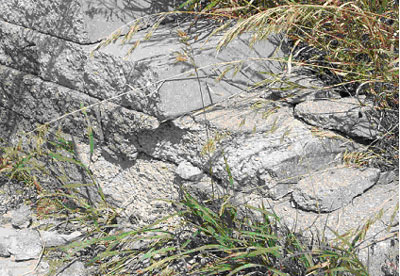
[0,102,38,127]
[291,104,373,145]
[0,18,102,46]
[0,63,153,119]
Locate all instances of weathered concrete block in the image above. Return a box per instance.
[8,229,42,261]
[11,204,32,229]
[0,0,177,43]
[0,20,88,89]
[40,231,82,247]
[0,19,284,121]
[101,20,285,119]
[294,97,381,140]
[205,107,354,194]
[137,93,357,197]
[0,258,49,276]
[0,65,159,160]
[73,145,180,224]
[292,167,380,212]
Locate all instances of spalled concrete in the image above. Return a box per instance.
[0,1,397,275]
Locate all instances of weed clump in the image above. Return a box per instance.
[0,0,397,275]
[177,0,399,169]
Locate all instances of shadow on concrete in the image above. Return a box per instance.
[84,0,180,22]
[0,0,179,43]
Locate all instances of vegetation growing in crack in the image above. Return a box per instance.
[92,0,398,170]
[0,0,398,275]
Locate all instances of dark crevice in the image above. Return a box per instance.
[0,62,104,108]
[350,181,381,204]
[291,104,374,146]
[0,63,157,119]
[0,18,102,45]
[0,102,38,123]
[136,150,179,166]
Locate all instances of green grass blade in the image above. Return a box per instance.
[88,127,94,155]
[62,183,95,189]
[226,263,264,276]
[48,152,83,167]
[245,246,281,258]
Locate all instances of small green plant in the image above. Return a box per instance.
[92,0,398,169]
[1,129,389,276]
[54,188,384,275]
[0,1,397,275]
[177,0,399,168]
[0,117,118,263]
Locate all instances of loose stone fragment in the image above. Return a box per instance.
[40,231,82,247]
[11,204,32,229]
[176,161,204,181]
[8,229,42,261]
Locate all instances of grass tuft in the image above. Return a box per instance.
[0,1,397,275]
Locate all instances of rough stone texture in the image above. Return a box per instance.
[0,0,178,44]
[206,117,353,197]
[7,229,42,261]
[58,261,87,276]
[176,161,204,181]
[294,97,381,139]
[0,242,10,257]
[282,182,398,276]
[11,204,32,229]
[0,223,85,274]
[0,228,16,258]
[181,172,398,243]
[188,178,399,276]
[189,92,287,134]
[0,1,397,275]
[136,94,358,200]
[0,20,87,88]
[137,119,210,167]
[0,65,159,160]
[74,144,180,224]
[377,170,399,185]
[0,177,37,215]
[0,18,285,162]
[291,167,380,212]
[0,105,35,143]
[102,21,284,119]
[0,0,87,43]
[0,258,49,276]
[379,238,399,276]
[40,231,82,247]
[360,238,399,276]
[0,20,153,124]
[0,19,284,121]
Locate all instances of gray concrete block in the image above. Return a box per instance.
[0,64,158,160]
[292,167,380,212]
[0,0,177,43]
[294,97,381,140]
[0,19,284,121]
[100,20,285,119]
